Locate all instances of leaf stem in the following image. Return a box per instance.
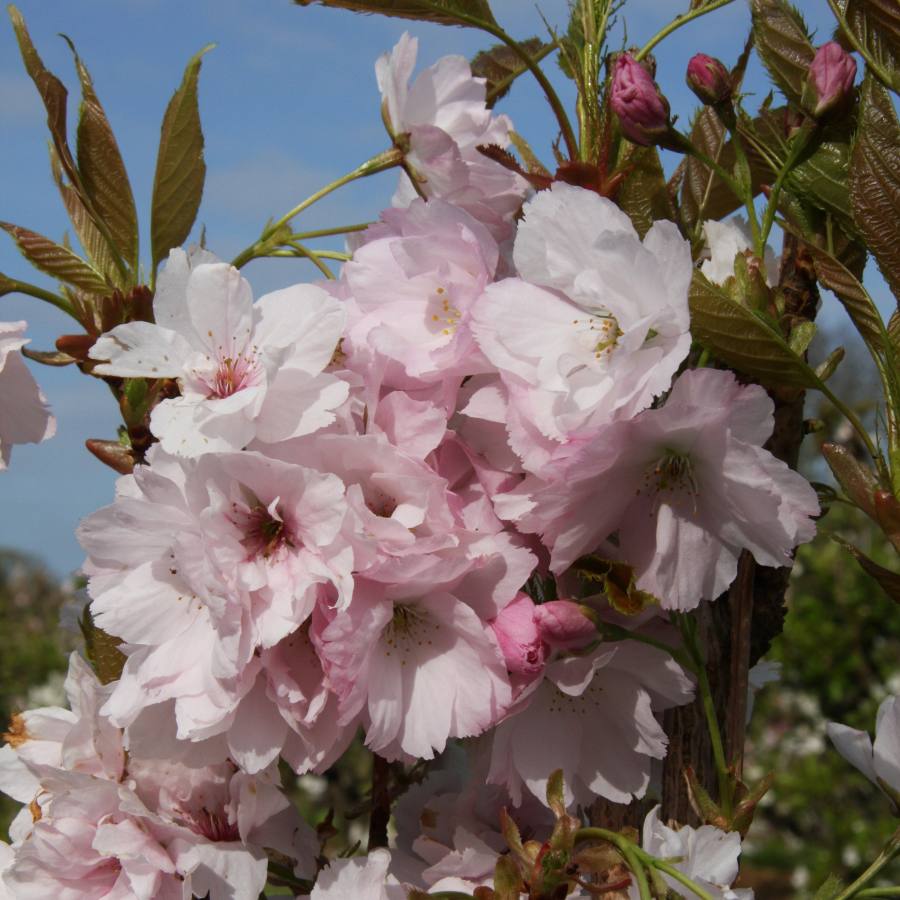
[289,223,371,240]
[832,827,900,900]
[443,6,578,159]
[758,125,815,253]
[575,828,652,900]
[634,0,737,62]
[231,149,402,269]
[651,859,716,900]
[4,278,77,319]
[486,40,557,105]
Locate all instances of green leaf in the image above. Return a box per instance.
[493,855,523,900]
[844,0,900,83]
[849,75,900,300]
[292,0,498,28]
[49,146,122,287]
[150,46,213,278]
[812,874,847,900]
[617,147,674,238]
[472,37,547,106]
[680,108,776,232]
[8,6,79,188]
[0,222,110,294]
[751,0,815,105]
[689,270,820,388]
[788,140,854,224]
[79,607,126,685]
[802,236,884,348]
[62,36,139,275]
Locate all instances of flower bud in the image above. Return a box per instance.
[610,53,671,147]
[686,53,732,105]
[490,593,547,676]
[804,41,856,117]
[533,600,596,650]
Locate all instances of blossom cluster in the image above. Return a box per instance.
[0,33,820,898]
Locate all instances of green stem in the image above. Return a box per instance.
[729,129,762,248]
[677,613,733,818]
[597,621,696,675]
[486,40,557,105]
[282,243,336,279]
[758,126,815,253]
[678,140,745,202]
[825,0,897,92]
[856,890,900,898]
[651,859,716,900]
[231,148,402,269]
[289,223,371,240]
[634,0,737,62]
[443,7,578,159]
[575,829,652,900]
[6,279,77,319]
[833,827,900,900]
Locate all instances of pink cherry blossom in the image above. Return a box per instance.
[313,576,511,761]
[77,448,353,755]
[487,635,693,807]
[311,849,406,900]
[89,250,348,457]
[0,320,55,470]
[376,33,528,242]
[496,368,819,611]
[472,183,692,465]
[342,198,499,390]
[610,54,671,146]
[489,592,547,676]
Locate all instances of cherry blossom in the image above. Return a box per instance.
[0,320,55,470]
[77,448,353,758]
[376,33,528,241]
[472,183,692,463]
[89,250,347,457]
[827,695,900,799]
[497,368,819,610]
[638,806,752,900]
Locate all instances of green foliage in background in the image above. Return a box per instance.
[746,501,900,895]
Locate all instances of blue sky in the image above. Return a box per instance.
[0,0,869,575]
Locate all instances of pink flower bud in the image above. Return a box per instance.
[686,54,732,105]
[806,42,856,117]
[490,593,547,676]
[610,53,671,146]
[533,600,596,650]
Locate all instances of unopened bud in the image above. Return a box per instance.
[610,53,671,147]
[686,53,732,105]
[490,593,547,676]
[804,41,857,118]
[533,600,596,650]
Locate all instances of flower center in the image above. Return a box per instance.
[640,449,699,509]
[572,313,622,361]
[201,351,261,399]
[383,604,439,664]
[429,286,462,337]
[232,494,296,561]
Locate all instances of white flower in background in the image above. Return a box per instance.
[636,806,752,900]
[701,217,778,286]
[828,694,900,799]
